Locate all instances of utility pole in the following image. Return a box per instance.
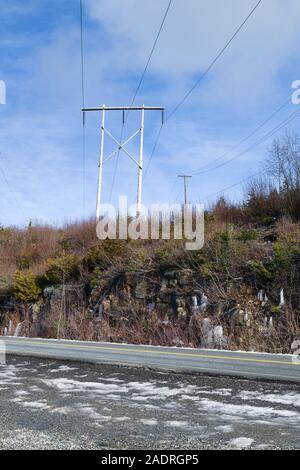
[82,105,164,220]
[178,175,192,205]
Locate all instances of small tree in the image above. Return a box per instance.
[265,133,300,191]
[45,254,79,285]
[12,270,41,303]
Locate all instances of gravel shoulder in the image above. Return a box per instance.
[0,356,299,450]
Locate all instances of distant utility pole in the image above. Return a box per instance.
[178,175,192,205]
[82,105,164,220]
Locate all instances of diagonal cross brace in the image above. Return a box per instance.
[103,127,142,168]
[82,105,164,221]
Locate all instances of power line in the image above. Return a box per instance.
[205,110,300,200]
[166,0,264,122]
[194,108,300,176]
[127,0,173,115]
[143,124,163,181]
[80,0,86,217]
[109,121,124,202]
[206,167,267,200]
[192,96,291,175]
[80,0,85,110]
[145,0,264,180]
[110,0,173,199]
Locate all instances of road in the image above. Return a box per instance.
[1,336,299,383]
[0,356,299,449]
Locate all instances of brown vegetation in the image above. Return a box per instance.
[1,135,300,352]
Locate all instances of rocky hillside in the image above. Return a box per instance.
[0,216,299,353]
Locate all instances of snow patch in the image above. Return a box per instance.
[140,419,158,426]
[165,420,189,428]
[229,437,254,449]
[11,398,51,410]
[239,391,300,408]
[198,399,300,420]
[49,365,78,373]
[215,425,233,434]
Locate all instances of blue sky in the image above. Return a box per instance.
[0,0,300,226]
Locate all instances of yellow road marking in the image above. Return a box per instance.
[5,340,300,367]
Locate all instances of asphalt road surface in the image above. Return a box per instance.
[1,337,300,383]
[0,356,299,450]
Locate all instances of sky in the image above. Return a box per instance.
[0,0,300,226]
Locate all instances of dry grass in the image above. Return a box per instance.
[0,210,300,353]
[0,218,97,280]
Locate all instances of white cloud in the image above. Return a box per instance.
[86,0,300,109]
[1,0,300,224]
